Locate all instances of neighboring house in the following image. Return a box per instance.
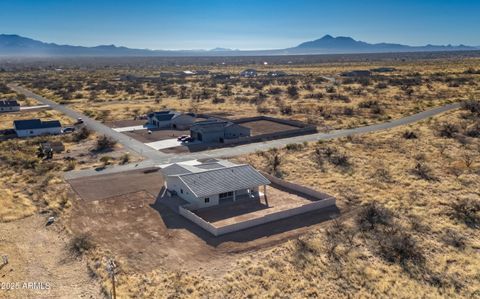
[160,159,270,209]
[13,119,62,137]
[147,110,195,130]
[190,119,251,143]
[267,71,287,77]
[341,70,372,77]
[0,100,20,112]
[40,141,65,153]
[240,69,257,78]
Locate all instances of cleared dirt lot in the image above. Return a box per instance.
[240,119,300,136]
[66,168,339,275]
[0,215,100,298]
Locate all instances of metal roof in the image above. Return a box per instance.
[13,119,62,130]
[177,164,270,198]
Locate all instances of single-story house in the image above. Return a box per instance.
[267,71,287,77]
[13,119,62,137]
[160,159,270,209]
[147,110,195,130]
[341,70,372,77]
[190,119,250,143]
[0,100,20,112]
[240,69,257,78]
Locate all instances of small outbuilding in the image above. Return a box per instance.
[147,110,195,130]
[40,141,65,153]
[190,119,250,143]
[13,119,62,137]
[0,100,20,112]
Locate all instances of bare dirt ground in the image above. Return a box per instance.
[240,120,299,136]
[124,129,189,143]
[66,169,339,276]
[0,215,101,299]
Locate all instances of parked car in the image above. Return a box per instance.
[75,118,84,125]
[183,137,194,143]
[62,127,75,133]
[177,135,189,141]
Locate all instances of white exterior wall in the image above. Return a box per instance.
[165,176,219,208]
[15,127,62,138]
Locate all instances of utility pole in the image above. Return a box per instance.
[106,259,117,299]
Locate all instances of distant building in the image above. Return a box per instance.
[13,119,62,137]
[190,119,250,143]
[267,71,287,77]
[240,69,257,78]
[147,110,195,130]
[371,67,396,73]
[341,70,372,77]
[160,159,270,209]
[0,100,20,112]
[211,73,231,80]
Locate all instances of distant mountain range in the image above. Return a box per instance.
[0,34,478,57]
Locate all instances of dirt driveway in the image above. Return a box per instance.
[66,169,339,276]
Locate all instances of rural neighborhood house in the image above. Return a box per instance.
[190,119,251,143]
[160,159,270,209]
[13,118,62,137]
[147,110,195,130]
[0,99,20,112]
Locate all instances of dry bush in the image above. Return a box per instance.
[449,198,480,229]
[68,233,95,257]
[356,202,393,231]
[94,135,116,152]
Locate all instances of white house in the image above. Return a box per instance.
[13,119,62,137]
[160,159,270,209]
[147,110,195,130]
[0,100,20,112]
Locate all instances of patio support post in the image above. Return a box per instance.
[233,190,236,201]
[264,185,269,207]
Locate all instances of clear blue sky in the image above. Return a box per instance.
[0,0,478,50]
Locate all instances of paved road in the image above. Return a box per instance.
[10,83,461,179]
[9,84,163,161]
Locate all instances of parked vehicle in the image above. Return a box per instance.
[75,118,84,125]
[177,135,189,141]
[62,127,75,133]
[183,137,194,143]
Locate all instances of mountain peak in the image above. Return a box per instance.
[320,34,334,40]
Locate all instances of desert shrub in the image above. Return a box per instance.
[461,99,480,115]
[94,135,116,151]
[71,127,91,142]
[356,203,393,231]
[343,107,354,116]
[329,93,351,102]
[119,153,130,165]
[437,122,459,138]
[403,130,418,139]
[285,143,304,151]
[68,234,95,257]
[449,198,480,229]
[358,100,380,109]
[465,122,480,138]
[411,162,436,181]
[442,229,466,250]
[287,85,299,98]
[376,82,388,89]
[378,231,425,267]
[212,97,225,104]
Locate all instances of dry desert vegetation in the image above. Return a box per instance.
[6,58,480,130]
[0,56,479,298]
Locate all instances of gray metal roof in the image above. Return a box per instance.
[177,164,270,198]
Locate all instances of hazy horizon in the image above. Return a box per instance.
[0,0,479,50]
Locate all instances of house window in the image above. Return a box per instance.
[30,131,34,134]
[180,189,183,194]
[204,197,210,203]
[219,191,233,199]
